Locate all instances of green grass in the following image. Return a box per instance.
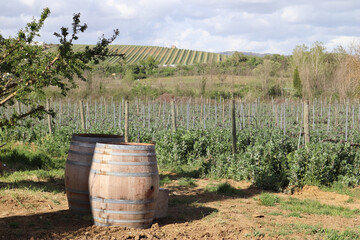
[286,212,303,218]
[324,229,360,240]
[295,224,360,240]
[280,197,360,218]
[258,192,280,206]
[0,144,65,170]
[178,177,197,187]
[205,182,238,195]
[244,229,265,238]
[321,181,360,200]
[166,164,203,179]
[168,196,198,206]
[0,169,64,182]
[11,193,25,208]
[0,169,64,194]
[268,211,283,216]
[159,176,172,186]
[270,223,360,239]
[144,74,262,99]
[270,223,320,237]
[51,199,61,205]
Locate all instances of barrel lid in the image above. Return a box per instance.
[95,142,155,151]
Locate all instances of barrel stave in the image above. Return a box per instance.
[89,142,159,228]
[64,134,124,214]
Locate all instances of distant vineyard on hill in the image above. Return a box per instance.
[45,44,230,65]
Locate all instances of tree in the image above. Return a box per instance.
[123,68,135,85]
[291,42,333,99]
[253,59,280,93]
[229,51,248,64]
[138,56,158,76]
[0,8,119,129]
[293,67,302,98]
[333,45,360,99]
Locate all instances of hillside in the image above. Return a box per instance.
[45,44,230,65]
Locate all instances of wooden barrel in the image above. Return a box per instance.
[89,142,159,228]
[65,134,124,214]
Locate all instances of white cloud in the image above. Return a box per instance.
[1,0,360,54]
[19,0,36,7]
[325,36,360,51]
[103,1,136,19]
[280,5,314,23]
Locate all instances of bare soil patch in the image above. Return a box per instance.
[1,176,359,239]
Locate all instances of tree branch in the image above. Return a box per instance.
[0,105,45,128]
[0,91,17,107]
[45,53,61,71]
[18,105,45,119]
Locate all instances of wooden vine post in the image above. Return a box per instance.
[79,100,86,130]
[222,97,225,123]
[231,94,237,154]
[304,100,310,146]
[125,99,129,142]
[46,98,52,135]
[171,98,177,131]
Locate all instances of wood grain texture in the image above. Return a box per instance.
[65,134,124,214]
[89,142,159,228]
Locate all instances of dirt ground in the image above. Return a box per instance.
[1,176,360,240]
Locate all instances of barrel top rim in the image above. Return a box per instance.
[95,142,155,150]
[102,142,154,146]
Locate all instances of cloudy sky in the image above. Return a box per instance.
[1,0,360,55]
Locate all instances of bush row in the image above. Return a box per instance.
[2,126,360,191]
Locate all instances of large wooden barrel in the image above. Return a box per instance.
[65,134,124,214]
[89,142,159,228]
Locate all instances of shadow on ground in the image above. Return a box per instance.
[0,210,92,240]
[1,204,218,239]
[0,177,65,194]
[155,171,263,227]
[0,166,263,238]
[159,171,262,201]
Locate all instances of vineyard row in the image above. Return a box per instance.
[46,45,230,65]
[3,98,360,145]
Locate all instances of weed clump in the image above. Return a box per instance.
[205,182,238,195]
[258,192,280,206]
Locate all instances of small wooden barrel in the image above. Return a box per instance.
[89,142,159,228]
[65,134,124,214]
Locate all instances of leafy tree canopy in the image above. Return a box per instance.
[0,8,119,129]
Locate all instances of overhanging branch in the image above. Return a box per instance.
[0,105,45,128]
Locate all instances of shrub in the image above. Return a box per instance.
[287,143,358,187]
[239,133,294,191]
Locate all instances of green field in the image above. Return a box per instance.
[45,44,230,65]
